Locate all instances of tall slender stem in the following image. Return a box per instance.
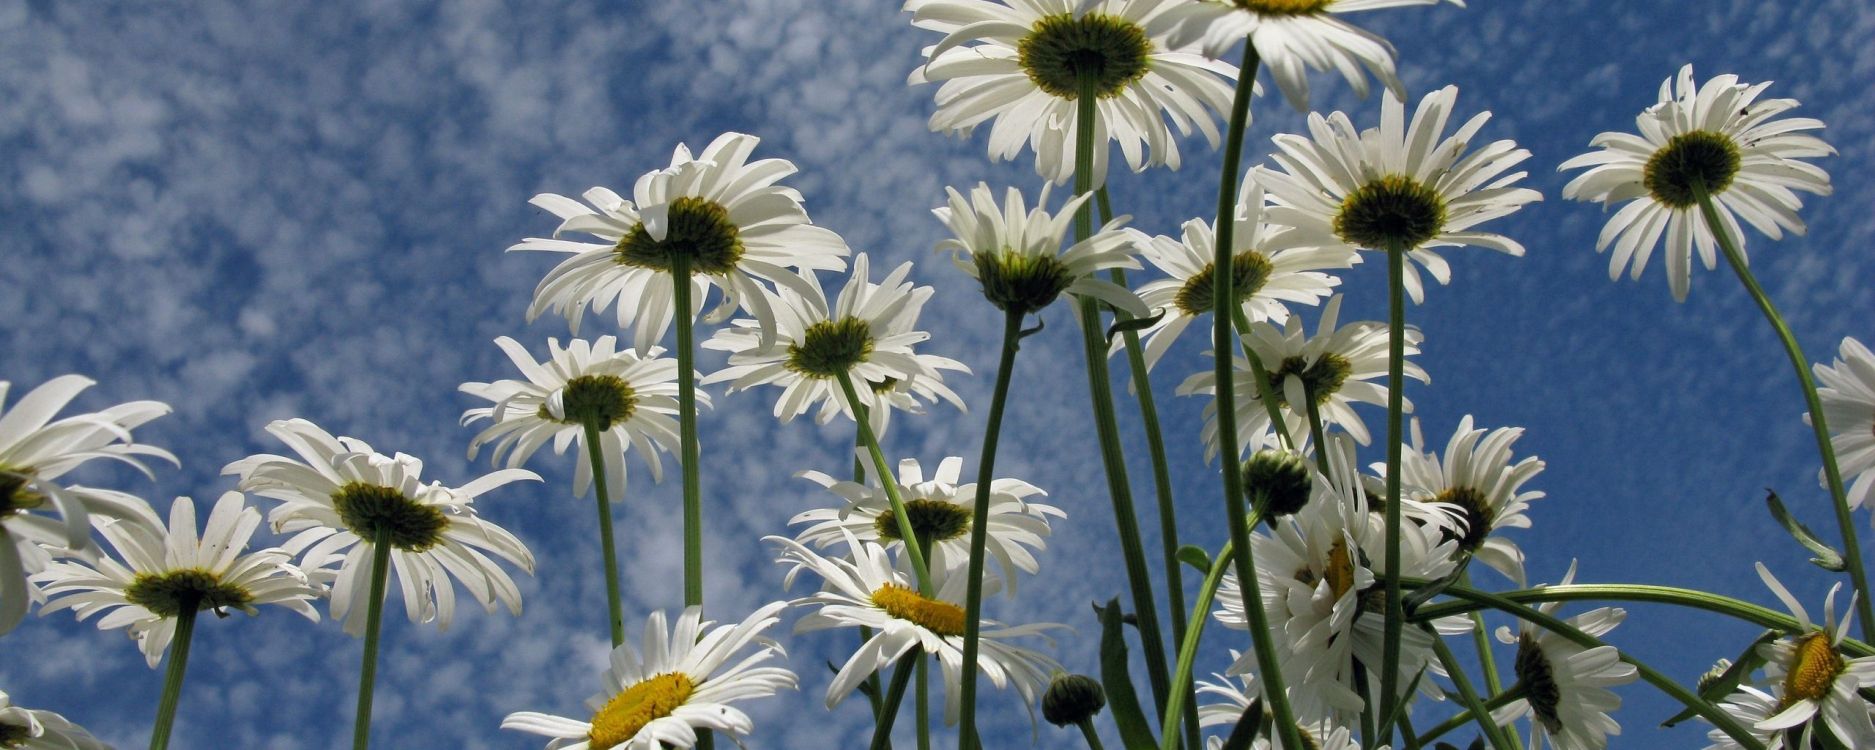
[669,257,705,609]
[1427,633,1517,750]
[1301,383,1330,475]
[873,652,921,750]
[1695,185,1875,641]
[1376,242,1408,745]
[148,603,198,750]
[582,420,626,647]
[1413,684,1526,746]
[957,309,1023,746]
[834,371,935,594]
[352,530,393,750]
[856,426,888,723]
[1159,534,1247,750]
[1231,307,1297,452]
[1460,571,1520,747]
[916,653,933,750]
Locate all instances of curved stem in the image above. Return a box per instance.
[956,309,1024,746]
[834,371,934,594]
[148,605,198,750]
[1459,571,1520,748]
[1159,533,1248,750]
[1413,683,1526,746]
[872,651,921,750]
[670,256,705,609]
[1231,307,1297,452]
[1078,718,1109,750]
[1695,185,1875,641]
[1376,243,1407,745]
[581,420,626,647]
[1427,631,1517,750]
[352,530,393,750]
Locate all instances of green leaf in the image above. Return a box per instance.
[1096,599,1160,749]
[1176,544,1212,574]
[1660,630,1777,727]
[1018,316,1046,342]
[1404,559,1470,616]
[1765,490,1846,572]
[1216,699,1264,750]
[1106,308,1167,346]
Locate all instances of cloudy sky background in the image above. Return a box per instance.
[3,0,1874,747]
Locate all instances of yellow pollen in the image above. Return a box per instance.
[871,583,967,637]
[1779,632,1844,708]
[587,672,696,749]
[1324,537,1356,601]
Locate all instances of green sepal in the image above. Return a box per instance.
[1765,489,1847,572]
[1176,544,1212,574]
[1106,308,1167,347]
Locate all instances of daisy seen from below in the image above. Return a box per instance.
[1384,415,1545,585]
[1559,64,1833,302]
[1119,176,1355,374]
[933,182,1147,317]
[1195,666,1362,750]
[1,374,173,636]
[0,690,109,750]
[1706,563,1875,748]
[1178,294,1425,460]
[702,253,966,437]
[1809,336,1875,514]
[500,602,796,750]
[789,455,1060,591]
[1258,85,1542,303]
[511,131,850,352]
[769,535,1064,724]
[1489,563,1637,750]
[905,0,1239,186]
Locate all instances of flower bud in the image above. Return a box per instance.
[1041,673,1106,727]
[1243,449,1312,518]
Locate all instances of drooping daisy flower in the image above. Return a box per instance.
[460,335,695,497]
[0,375,173,635]
[1809,336,1875,513]
[1489,564,1637,750]
[1195,667,1362,750]
[501,602,796,750]
[1383,415,1545,585]
[702,253,967,436]
[769,535,1064,724]
[1179,295,1425,460]
[789,456,1060,590]
[0,690,109,750]
[1559,64,1833,302]
[34,492,321,667]
[1119,176,1356,374]
[1151,0,1441,112]
[1710,563,1875,748]
[933,183,1147,317]
[222,419,539,635]
[905,0,1239,186]
[511,132,850,352]
[1259,85,1542,304]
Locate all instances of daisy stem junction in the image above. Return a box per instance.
[351,528,393,750]
[1427,628,1518,750]
[834,370,935,595]
[1377,241,1408,747]
[872,650,921,750]
[1694,183,1875,642]
[670,254,705,611]
[581,419,627,647]
[956,308,1023,748]
[148,600,197,750]
[1413,683,1526,746]
[1209,38,1304,750]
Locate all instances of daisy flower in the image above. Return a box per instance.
[933,182,1147,317]
[1259,85,1542,304]
[1152,0,1440,112]
[1490,564,1637,750]
[769,535,1064,724]
[1559,64,1833,302]
[1712,563,1875,748]
[905,0,1239,186]
[789,455,1061,590]
[1384,415,1545,585]
[221,418,539,635]
[702,253,967,436]
[1178,295,1425,460]
[1,374,173,635]
[510,132,850,352]
[34,492,321,667]
[1809,336,1875,513]
[500,602,795,750]
[0,690,109,750]
[1119,176,1356,374]
[460,335,694,497]
[1195,667,1362,750]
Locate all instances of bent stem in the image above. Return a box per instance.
[148,604,198,750]
[581,420,626,647]
[1695,185,1875,641]
[1427,632,1518,750]
[957,309,1025,746]
[1460,571,1520,747]
[1414,684,1526,747]
[834,371,934,594]
[352,529,393,750]
[873,652,921,750]
[1376,242,1408,744]
[669,255,706,610]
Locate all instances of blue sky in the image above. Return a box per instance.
[2,0,1874,747]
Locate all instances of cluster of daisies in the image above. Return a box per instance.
[6,0,1875,749]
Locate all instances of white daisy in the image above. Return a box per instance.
[1718,563,1875,748]
[1703,686,1786,750]
[221,418,539,635]
[1559,64,1833,302]
[702,253,967,437]
[34,492,321,667]
[932,182,1147,317]
[769,535,1064,724]
[1118,176,1356,374]
[1152,0,1439,112]
[0,690,110,750]
[460,335,694,497]
[1259,85,1542,304]
[1384,415,1545,585]
[1195,667,1362,749]
[788,456,1061,591]
[510,132,851,352]
[1489,564,1637,750]
[1809,336,1875,513]
[0,375,174,635]
[500,602,795,750]
[905,0,1239,186]
[1178,295,1425,460]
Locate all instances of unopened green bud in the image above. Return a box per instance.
[1243,449,1312,517]
[1042,673,1106,727]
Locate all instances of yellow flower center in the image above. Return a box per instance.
[1017,12,1154,100]
[1778,632,1845,709]
[614,195,745,275]
[0,720,33,747]
[1324,536,1356,601]
[1333,173,1448,250]
[124,568,255,618]
[1232,0,1333,15]
[1435,485,1494,552]
[1174,251,1274,316]
[587,672,697,750]
[871,583,967,637]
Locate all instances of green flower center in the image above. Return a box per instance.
[1333,174,1447,250]
[0,721,30,747]
[1232,0,1332,14]
[974,250,1073,315]
[543,374,639,430]
[124,568,254,618]
[1265,354,1353,408]
[1017,12,1154,100]
[871,583,968,636]
[874,499,974,544]
[1779,632,1845,709]
[0,467,43,519]
[1435,485,1494,552]
[614,196,745,275]
[1174,251,1274,316]
[331,482,448,552]
[787,316,875,378]
[587,672,696,750]
[1515,632,1565,734]
[1643,130,1742,209]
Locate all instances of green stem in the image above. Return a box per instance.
[1427,632,1518,750]
[834,371,934,594]
[872,652,920,750]
[1231,307,1297,452]
[148,604,198,750]
[1078,719,1109,750]
[1159,533,1248,750]
[1376,242,1407,746]
[1207,40,1304,750]
[1460,571,1519,748]
[1695,185,1875,642]
[670,256,704,609]
[856,429,888,724]
[956,309,1024,746]
[352,529,393,750]
[1300,382,1330,475]
[917,655,932,750]
[1413,684,1526,747]
[581,420,627,647]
